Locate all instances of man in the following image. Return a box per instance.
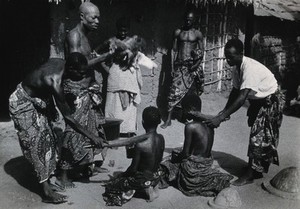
[9,58,104,204]
[65,2,112,66]
[102,106,165,206]
[161,10,205,129]
[56,52,107,189]
[204,39,284,186]
[64,1,115,173]
[160,94,233,196]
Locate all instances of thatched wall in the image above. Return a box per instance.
[0,0,251,118]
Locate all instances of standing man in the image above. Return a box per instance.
[64,1,112,173]
[9,58,104,204]
[204,39,284,186]
[161,10,205,129]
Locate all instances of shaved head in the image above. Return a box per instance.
[79,2,99,15]
[79,2,100,31]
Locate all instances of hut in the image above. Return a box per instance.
[1,0,299,118]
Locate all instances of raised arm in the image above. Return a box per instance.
[66,32,112,68]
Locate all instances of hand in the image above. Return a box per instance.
[217,110,230,121]
[203,115,223,128]
[171,71,175,77]
[190,64,198,72]
[91,136,103,148]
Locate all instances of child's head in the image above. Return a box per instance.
[142,106,161,129]
[181,94,202,121]
[65,52,88,80]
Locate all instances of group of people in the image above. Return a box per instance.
[8,1,284,206]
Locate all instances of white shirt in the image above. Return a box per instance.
[232,56,278,99]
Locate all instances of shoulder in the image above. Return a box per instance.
[66,28,81,43]
[185,121,204,131]
[194,29,203,38]
[157,133,165,143]
[174,29,181,37]
[242,56,267,71]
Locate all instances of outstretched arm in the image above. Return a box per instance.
[66,32,112,68]
[50,75,104,147]
[204,88,251,128]
[105,134,150,148]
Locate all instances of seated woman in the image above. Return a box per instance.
[160,94,233,197]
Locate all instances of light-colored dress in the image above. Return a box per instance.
[105,52,156,134]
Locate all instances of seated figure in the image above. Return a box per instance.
[160,94,233,197]
[102,106,165,206]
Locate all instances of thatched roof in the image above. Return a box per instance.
[48,0,300,21]
[186,0,300,21]
[254,0,300,21]
[185,0,254,7]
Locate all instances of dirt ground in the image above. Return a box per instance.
[0,93,299,209]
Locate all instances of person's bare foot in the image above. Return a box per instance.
[231,177,254,186]
[42,182,67,204]
[145,186,159,202]
[55,170,76,189]
[55,178,76,189]
[232,167,257,186]
[160,120,171,129]
[93,166,109,174]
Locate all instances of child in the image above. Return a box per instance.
[160,94,233,197]
[103,106,165,206]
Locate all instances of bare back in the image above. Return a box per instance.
[135,133,165,173]
[183,121,214,158]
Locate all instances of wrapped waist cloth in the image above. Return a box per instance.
[160,150,233,197]
[9,83,57,183]
[103,170,162,206]
[59,79,106,169]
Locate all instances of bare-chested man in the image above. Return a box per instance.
[64,1,115,174]
[160,94,233,196]
[161,10,205,129]
[103,106,165,206]
[9,58,104,204]
[65,2,111,66]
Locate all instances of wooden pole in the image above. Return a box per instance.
[218,4,228,91]
[202,5,209,75]
[217,20,222,91]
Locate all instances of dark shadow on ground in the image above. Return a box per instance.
[212,151,248,177]
[283,104,300,118]
[0,110,11,122]
[4,156,43,198]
